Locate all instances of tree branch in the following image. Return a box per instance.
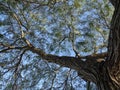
[0,45,28,53]
[27,45,107,82]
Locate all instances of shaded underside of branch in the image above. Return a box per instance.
[27,46,107,82]
[0,42,107,83]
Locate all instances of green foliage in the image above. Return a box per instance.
[0,0,113,89]
[0,34,3,38]
[5,83,13,89]
[74,0,81,8]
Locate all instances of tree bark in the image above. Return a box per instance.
[28,46,107,83]
[28,45,120,89]
[27,0,120,89]
[0,0,120,90]
[94,0,120,90]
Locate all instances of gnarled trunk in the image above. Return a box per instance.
[0,0,119,90]
[95,0,120,89]
[28,1,120,88]
[96,63,119,90]
[16,0,120,89]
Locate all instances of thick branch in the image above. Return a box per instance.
[29,46,85,70]
[27,46,107,82]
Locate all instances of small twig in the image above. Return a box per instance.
[0,45,28,53]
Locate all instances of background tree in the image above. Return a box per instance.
[0,0,119,90]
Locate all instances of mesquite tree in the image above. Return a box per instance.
[0,0,120,90]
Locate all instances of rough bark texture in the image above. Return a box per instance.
[27,0,120,89]
[95,0,120,89]
[28,1,120,89]
[0,0,120,90]
[28,46,107,83]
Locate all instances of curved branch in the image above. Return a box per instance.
[27,45,107,82]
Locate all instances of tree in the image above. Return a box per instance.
[0,0,119,90]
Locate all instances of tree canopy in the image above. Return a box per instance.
[0,0,118,90]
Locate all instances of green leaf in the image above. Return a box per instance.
[89,22,94,29]
[55,32,62,37]
[74,0,81,8]
[0,34,4,38]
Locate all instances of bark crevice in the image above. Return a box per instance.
[107,1,120,87]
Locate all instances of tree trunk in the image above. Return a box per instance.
[95,1,120,89]
[95,62,119,90]
[15,1,120,89]
[0,0,120,90]
[28,2,120,88]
